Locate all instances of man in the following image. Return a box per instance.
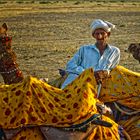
[61,19,120,89]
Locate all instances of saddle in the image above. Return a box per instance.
[2,114,112,140]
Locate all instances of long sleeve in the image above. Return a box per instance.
[61,44,120,89]
[66,47,85,75]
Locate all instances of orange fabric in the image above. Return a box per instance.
[119,115,140,140]
[100,65,140,110]
[0,68,99,129]
[0,65,140,139]
[87,115,120,140]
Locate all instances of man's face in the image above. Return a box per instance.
[93,29,110,44]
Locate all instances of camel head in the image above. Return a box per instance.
[0,23,8,37]
[125,43,140,63]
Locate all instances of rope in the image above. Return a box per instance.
[114,102,140,115]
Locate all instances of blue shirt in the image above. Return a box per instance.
[61,44,120,89]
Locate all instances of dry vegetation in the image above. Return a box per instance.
[0,1,140,82]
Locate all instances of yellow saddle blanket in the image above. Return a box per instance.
[0,65,140,140]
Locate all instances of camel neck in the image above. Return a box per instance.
[0,36,24,84]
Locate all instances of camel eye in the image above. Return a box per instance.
[2,23,8,31]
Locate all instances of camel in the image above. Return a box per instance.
[0,23,140,140]
[125,43,140,63]
[0,23,116,140]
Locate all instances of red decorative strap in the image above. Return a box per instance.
[0,36,12,47]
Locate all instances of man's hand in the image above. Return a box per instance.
[96,102,112,115]
[94,70,109,84]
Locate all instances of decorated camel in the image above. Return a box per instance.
[0,23,140,140]
[125,43,140,63]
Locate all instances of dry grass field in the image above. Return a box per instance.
[0,1,140,82]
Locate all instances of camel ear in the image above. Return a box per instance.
[2,23,8,31]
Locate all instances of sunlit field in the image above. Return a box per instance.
[0,0,140,82]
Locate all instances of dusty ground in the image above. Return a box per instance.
[0,2,140,82]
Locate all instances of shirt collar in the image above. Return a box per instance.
[91,44,111,51]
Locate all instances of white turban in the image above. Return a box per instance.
[91,19,116,33]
